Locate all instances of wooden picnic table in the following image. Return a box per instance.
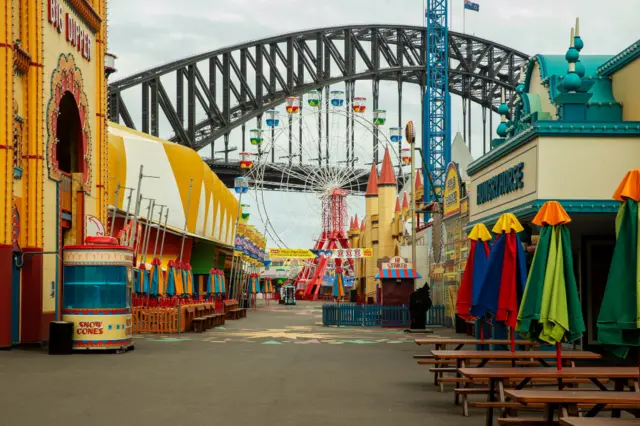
[560,418,640,426]
[432,350,601,368]
[458,367,640,426]
[505,390,640,422]
[414,338,537,350]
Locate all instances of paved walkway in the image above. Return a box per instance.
[0,302,480,426]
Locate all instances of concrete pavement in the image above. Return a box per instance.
[0,302,481,426]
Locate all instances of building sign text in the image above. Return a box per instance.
[477,162,524,205]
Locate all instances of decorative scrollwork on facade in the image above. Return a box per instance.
[46,54,92,192]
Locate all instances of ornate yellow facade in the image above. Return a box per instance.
[1,0,108,347]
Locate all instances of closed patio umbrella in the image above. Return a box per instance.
[150,258,164,296]
[517,201,585,369]
[597,170,640,359]
[457,223,492,340]
[471,213,527,351]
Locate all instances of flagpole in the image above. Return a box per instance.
[463,4,466,34]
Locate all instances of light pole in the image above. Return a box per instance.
[229,176,249,301]
[406,121,418,266]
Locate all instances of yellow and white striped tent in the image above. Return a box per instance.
[107,123,238,247]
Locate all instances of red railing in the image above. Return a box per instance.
[60,173,72,212]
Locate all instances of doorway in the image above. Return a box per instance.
[55,92,83,175]
[582,237,615,348]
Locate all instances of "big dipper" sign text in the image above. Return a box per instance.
[48,0,92,62]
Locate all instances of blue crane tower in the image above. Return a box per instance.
[423,0,451,205]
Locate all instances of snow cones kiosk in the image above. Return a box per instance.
[62,236,134,351]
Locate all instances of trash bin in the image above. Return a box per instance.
[49,321,73,355]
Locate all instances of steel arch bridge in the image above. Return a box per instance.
[107,25,529,190]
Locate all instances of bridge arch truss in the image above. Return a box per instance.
[107,25,529,169]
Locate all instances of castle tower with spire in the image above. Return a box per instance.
[377,148,397,261]
[364,163,380,293]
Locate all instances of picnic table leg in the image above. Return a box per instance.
[497,380,508,417]
[544,403,556,424]
[589,378,609,391]
[612,380,624,418]
[485,378,497,426]
[454,359,465,405]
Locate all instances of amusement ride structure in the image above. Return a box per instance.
[106,21,529,299]
[243,91,403,299]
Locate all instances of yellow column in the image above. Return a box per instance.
[94,0,108,222]
[1,0,15,347]
[0,0,14,247]
[377,187,396,258]
[377,148,397,260]
[25,0,43,249]
[365,198,378,295]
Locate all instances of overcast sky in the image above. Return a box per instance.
[107,0,639,249]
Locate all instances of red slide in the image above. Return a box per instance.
[302,255,329,300]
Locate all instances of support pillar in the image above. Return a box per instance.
[0,0,14,347]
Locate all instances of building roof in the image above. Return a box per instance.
[378,147,397,186]
[597,39,640,76]
[402,193,409,212]
[415,169,423,190]
[108,123,239,247]
[365,162,379,197]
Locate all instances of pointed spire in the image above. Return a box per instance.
[349,217,354,230]
[415,169,423,191]
[365,163,379,197]
[402,192,409,213]
[361,217,366,231]
[353,214,360,230]
[378,148,397,186]
[395,197,401,213]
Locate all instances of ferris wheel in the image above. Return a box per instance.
[243,90,409,249]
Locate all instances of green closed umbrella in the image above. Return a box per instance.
[597,170,640,359]
[517,201,585,370]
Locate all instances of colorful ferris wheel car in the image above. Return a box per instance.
[389,127,402,143]
[266,109,280,127]
[239,152,254,169]
[285,97,300,114]
[352,96,367,113]
[373,109,386,126]
[307,90,321,107]
[330,90,345,107]
[250,128,264,146]
[401,147,411,165]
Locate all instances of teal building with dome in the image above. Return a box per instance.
[466,19,640,348]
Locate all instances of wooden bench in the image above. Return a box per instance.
[203,313,225,328]
[560,418,640,426]
[454,379,610,415]
[192,317,207,333]
[498,418,559,426]
[227,308,246,320]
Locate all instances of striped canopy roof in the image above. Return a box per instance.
[375,269,422,279]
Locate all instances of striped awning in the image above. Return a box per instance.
[375,269,422,279]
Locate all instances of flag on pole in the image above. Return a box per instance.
[464,0,480,11]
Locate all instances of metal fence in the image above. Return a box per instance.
[322,304,446,327]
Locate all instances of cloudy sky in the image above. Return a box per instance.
[107,0,638,248]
